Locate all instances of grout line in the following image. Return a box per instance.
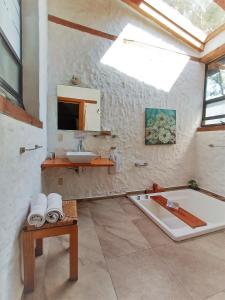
[77,219,119,299]
[104,258,120,300]
[88,202,153,260]
[88,207,119,299]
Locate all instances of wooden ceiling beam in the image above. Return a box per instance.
[206,22,225,43]
[121,0,204,52]
[48,15,117,41]
[214,0,225,10]
[48,13,200,62]
[128,0,142,4]
[200,43,225,63]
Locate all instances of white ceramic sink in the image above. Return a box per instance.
[66,152,98,163]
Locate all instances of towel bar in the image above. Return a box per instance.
[134,162,148,167]
[208,144,225,148]
[20,145,43,154]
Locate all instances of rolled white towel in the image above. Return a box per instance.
[27,193,47,227]
[46,193,64,223]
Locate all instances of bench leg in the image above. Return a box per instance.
[23,231,35,293]
[69,225,78,281]
[35,239,43,257]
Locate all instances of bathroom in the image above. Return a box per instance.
[1,0,225,299]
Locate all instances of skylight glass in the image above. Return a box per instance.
[144,0,225,42]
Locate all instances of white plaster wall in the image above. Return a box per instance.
[0,1,48,300]
[195,132,225,196]
[45,0,205,199]
[0,116,46,300]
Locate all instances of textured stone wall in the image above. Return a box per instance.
[195,131,225,196]
[45,0,205,199]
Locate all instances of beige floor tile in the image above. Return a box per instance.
[106,249,192,300]
[77,200,90,209]
[89,198,121,207]
[22,239,50,300]
[206,292,225,300]
[44,237,117,300]
[78,226,105,266]
[182,230,225,263]
[22,199,225,300]
[115,197,133,205]
[89,200,131,226]
[95,220,150,259]
[119,201,146,220]
[133,217,175,248]
[155,241,225,299]
[78,207,95,231]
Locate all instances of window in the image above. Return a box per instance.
[0,0,22,107]
[202,55,225,126]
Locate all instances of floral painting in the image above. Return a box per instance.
[145,108,176,145]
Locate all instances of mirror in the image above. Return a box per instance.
[57,85,101,131]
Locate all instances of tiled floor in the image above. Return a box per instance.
[23,197,225,300]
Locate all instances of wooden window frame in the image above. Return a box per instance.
[0,95,43,128]
[57,97,97,131]
[201,55,225,129]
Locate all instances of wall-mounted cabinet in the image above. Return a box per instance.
[57,85,101,131]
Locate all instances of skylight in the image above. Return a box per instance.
[140,2,204,48]
[122,0,225,51]
[147,0,225,42]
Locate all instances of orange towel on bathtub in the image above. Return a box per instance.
[150,195,207,229]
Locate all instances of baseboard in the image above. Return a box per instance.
[67,185,225,203]
[75,185,189,202]
[76,193,127,202]
[198,187,225,202]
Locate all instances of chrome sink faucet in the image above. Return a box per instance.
[77,138,85,152]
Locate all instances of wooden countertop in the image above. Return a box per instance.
[41,157,114,170]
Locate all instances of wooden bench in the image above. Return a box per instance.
[22,200,78,293]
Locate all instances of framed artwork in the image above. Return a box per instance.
[145,108,176,145]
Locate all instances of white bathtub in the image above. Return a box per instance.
[129,189,225,241]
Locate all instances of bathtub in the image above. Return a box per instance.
[129,189,225,241]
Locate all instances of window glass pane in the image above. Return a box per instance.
[0,86,22,107]
[150,0,225,39]
[205,101,225,117]
[206,56,225,100]
[0,0,21,58]
[204,118,225,125]
[0,35,20,93]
